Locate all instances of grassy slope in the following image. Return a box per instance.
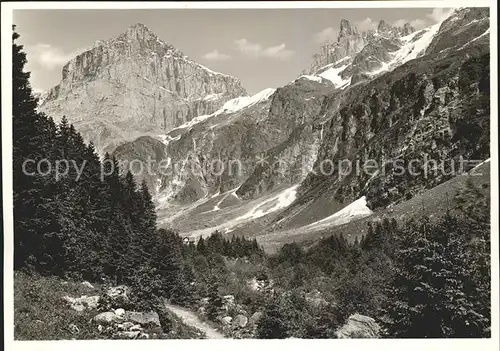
[14,271,104,340]
[14,271,206,340]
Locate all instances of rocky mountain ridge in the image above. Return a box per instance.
[39,23,246,154]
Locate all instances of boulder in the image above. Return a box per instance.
[234,304,248,316]
[81,281,95,289]
[114,331,140,339]
[116,322,135,331]
[335,314,381,338]
[93,311,125,325]
[221,316,233,325]
[68,323,80,335]
[70,303,85,312]
[247,278,260,292]
[233,314,248,328]
[114,308,125,317]
[223,295,235,305]
[249,312,263,326]
[129,324,143,332]
[83,296,100,309]
[105,285,131,305]
[125,311,161,328]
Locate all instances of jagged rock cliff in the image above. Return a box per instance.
[39,23,246,154]
[299,16,472,88]
[113,83,330,203]
[303,18,417,80]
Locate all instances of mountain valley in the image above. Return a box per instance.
[37,8,491,252]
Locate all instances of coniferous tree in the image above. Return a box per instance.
[196,236,207,254]
[257,297,289,339]
[13,26,58,270]
[206,279,222,321]
[384,207,490,337]
[155,229,190,304]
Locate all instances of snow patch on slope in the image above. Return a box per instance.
[203,93,223,101]
[33,89,49,107]
[302,196,373,231]
[221,88,276,113]
[297,75,324,83]
[368,22,441,76]
[458,28,490,50]
[469,158,491,173]
[236,185,299,221]
[158,134,181,146]
[163,53,234,78]
[318,64,350,87]
[169,88,276,132]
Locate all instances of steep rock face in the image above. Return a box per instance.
[39,23,246,154]
[274,8,490,230]
[425,7,490,55]
[304,19,366,76]
[234,78,335,200]
[117,79,336,208]
[112,136,168,192]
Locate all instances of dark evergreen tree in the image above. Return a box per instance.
[384,207,490,337]
[206,278,223,321]
[257,297,289,339]
[13,26,58,271]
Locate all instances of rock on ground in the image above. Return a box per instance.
[233,314,248,328]
[93,311,125,325]
[221,316,232,325]
[125,311,161,328]
[81,281,95,289]
[62,295,100,312]
[105,285,131,305]
[249,312,263,326]
[335,314,381,338]
[113,331,141,339]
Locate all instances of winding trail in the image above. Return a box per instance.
[165,303,225,339]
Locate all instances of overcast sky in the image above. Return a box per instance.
[14,8,453,95]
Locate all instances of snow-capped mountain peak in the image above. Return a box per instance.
[302,13,449,89]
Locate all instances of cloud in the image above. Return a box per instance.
[202,49,232,61]
[427,8,455,23]
[393,18,428,30]
[357,17,377,32]
[27,43,84,70]
[314,27,338,43]
[234,38,294,60]
[391,8,454,32]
